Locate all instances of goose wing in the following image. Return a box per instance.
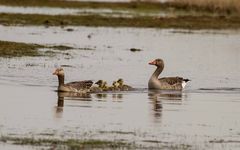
[65,80,93,90]
[158,77,184,85]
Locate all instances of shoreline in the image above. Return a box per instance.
[0,0,239,29]
[1,13,240,29]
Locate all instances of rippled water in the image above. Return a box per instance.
[0,25,240,149]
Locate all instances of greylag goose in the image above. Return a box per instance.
[117,78,133,91]
[148,58,190,90]
[108,81,120,91]
[53,68,93,92]
[95,80,109,91]
[89,80,107,93]
[90,85,102,93]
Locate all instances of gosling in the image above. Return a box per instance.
[95,80,109,91]
[117,78,133,91]
[108,81,120,91]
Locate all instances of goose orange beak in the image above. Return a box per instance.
[149,60,156,65]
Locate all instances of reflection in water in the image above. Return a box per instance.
[112,93,123,102]
[54,95,64,118]
[148,90,183,119]
[57,91,92,99]
[94,93,123,102]
[56,96,64,111]
[55,91,92,117]
[95,93,107,100]
[56,91,124,114]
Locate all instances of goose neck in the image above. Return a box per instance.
[58,75,64,86]
[151,65,164,79]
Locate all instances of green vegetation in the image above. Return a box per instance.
[0,40,76,57]
[50,45,74,51]
[0,136,131,149]
[0,40,42,57]
[0,135,194,149]
[0,0,239,16]
[0,0,172,11]
[0,0,239,29]
[1,13,240,29]
[172,0,240,15]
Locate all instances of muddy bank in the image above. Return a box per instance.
[1,13,240,29]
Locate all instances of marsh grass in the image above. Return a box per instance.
[0,40,42,57]
[50,45,74,51]
[0,136,131,149]
[0,0,168,11]
[0,0,240,29]
[0,40,75,57]
[1,13,240,29]
[1,0,239,15]
[0,0,239,16]
[0,135,195,149]
[172,0,240,15]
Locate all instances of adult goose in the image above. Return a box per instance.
[148,58,190,90]
[53,68,93,92]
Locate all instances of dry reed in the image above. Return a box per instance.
[172,0,240,14]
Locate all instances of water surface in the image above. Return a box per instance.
[0,25,240,149]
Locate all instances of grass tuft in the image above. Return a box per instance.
[0,40,77,57]
[0,136,131,149]
[0,0,240,29]
[171,0,240,15]
[0,40,42,57]
[1,13,240,29]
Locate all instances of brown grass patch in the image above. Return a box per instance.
[172,0,240,15]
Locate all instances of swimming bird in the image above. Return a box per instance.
[95,80,109,91]
[117,78,133,91]
[53,68,93,92]
[108,81,120,91]
[148,58,190,90]
[89,80,105,93]
[89,86,102,93]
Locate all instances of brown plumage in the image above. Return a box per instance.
[148,58,190,90]
[53,68,93,92]
[65,81,93,89]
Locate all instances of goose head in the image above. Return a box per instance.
[53,68,64,76]
[95,80,108,90]
[117,78,124,86]
[95,80,107,88]
[149,58,164,68]
[95,80,103,86]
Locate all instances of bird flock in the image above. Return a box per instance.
[53,58,190,93]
